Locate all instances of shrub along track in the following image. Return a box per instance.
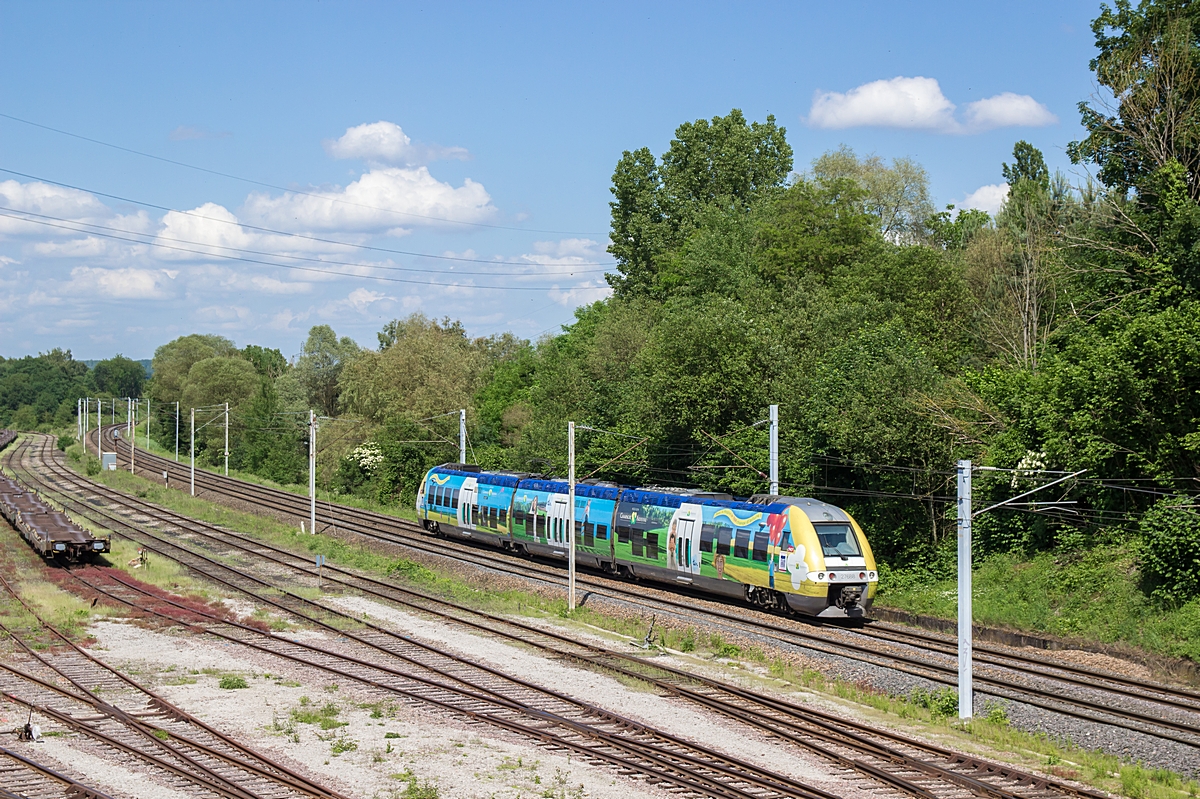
[90,426,1200,754]
[14,433,1119,799]
[0,567,351,799]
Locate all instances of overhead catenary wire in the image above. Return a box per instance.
[0,208,588,292]
[0,166,615,270]
[0,112,605,236]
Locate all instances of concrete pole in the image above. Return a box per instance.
[146,398,150,449]
[459,409,467,464]
[309,410,317,536]
[190,407,195,497]
[174,402,179,462]
[957,459,973,719]
[77,399,81,440]
[769,404,779,495]
[224,401,229,477]
[130,401,136,475]
[568,420,576,612]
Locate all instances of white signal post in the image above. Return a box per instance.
[309,410,317,537]
[190,407,195,497]
[769,404,779,495]
[130,399,136,476]
[568,420,576,612]
[459,409,467,464]
[146,398,150,449]
[223,401,229,477]
[174,401,180,462]
[956,463,1087,718]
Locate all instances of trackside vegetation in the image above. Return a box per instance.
[11,1,1200,660]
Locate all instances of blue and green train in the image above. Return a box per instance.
[417,463,878,618]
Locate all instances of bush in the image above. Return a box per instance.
[57,434,73,451]
[219,675,249,689]
[1141,496,1200,606]
[910,687,958,718]
[85,456,101,476]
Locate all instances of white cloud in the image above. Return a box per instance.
[807,77,1056,134]
[318,287,393,318]
[809,77,957,131]
[324,121,469,167]
[68,267,177,300]
[242,167,495,232]
[963,93,1057,132]
[960,183,1010,215]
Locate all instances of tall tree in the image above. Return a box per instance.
[810,146,936,242]
[1069,1,1200,200]
[294,325,360,417]
[148,335,238,404]
[607,109,793,298]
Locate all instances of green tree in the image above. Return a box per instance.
[607,109,792,298]
[149,335,238,404]
[811,146,936,242]
[295,325,360,417]
[92,354,147,398]
[242,345,288,379]
[1069,1,1200,201]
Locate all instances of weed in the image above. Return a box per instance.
[151,729,169,741]
[330,735,358,755]
[219,675,249,690]
[679,628,696,652]
[909,687,958,719]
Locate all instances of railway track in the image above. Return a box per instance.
[87,426,1200,752]
[0,517,352,799]
[10,432,1122,799]
[14,435,860,799]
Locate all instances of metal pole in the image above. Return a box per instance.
[130,400,136,475]
[146,398,150,449]
[190,407,195,497]
[568,421,576,612]
[957,459,973,719]
[224,401,229,477]
[174,402,179,462]
[459,409,467,464]
[769,404,779,495]
[77,399,81,440]
[309,410,317,536]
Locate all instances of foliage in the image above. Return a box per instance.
[1140,496,1200,606]
[295,325,359,417]
[0,349,90,430]
[91,355,147,398]
[218,675,248,689]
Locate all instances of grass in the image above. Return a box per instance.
[878,546,1200,662]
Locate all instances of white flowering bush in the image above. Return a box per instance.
[351,442,384,474]
[1011,450,1048,488]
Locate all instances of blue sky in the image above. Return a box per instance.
[0,1,1104,359]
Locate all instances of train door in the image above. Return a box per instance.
[458,478,478,530]
[669,504,703,577]
[548,494,570,551]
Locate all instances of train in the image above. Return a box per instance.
[417,463,878,618]
[0,430,111,562]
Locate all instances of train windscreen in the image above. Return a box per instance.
[815,524,861,557]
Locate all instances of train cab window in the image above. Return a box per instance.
[733,530,750,560]
[815,524,861,557]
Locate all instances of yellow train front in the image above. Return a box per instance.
[416,464,878,619]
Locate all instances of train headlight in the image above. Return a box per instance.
[869,571,877,580]
[54,543,66,551]
[93,542,105,550]
[828,572,837,580]
[859,572,866,579]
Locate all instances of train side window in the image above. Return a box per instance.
[645,531,660,559]
[597,523,608,540]
[617,525,631,544]
[499,508,508,526]
[734,530,750,560]
[752,534,768,562]
[699,523,715,553]
[451,489,460,510]
[716,526,733,556]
